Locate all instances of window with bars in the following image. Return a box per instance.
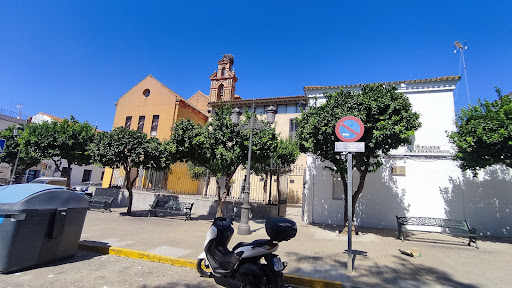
[151,115,159,136]
[289,118,298,139]
[82,169,92,182]
[137,116,145,132]
[332,174,344,200]
[125,116,132,129]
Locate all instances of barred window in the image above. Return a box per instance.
[150,115,159,136]
[125,116,132,129]
[332,174,344,200]
[137,116,145,132]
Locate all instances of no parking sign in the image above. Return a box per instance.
[335,116,364,142]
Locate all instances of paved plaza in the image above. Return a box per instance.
[76,206,512,287]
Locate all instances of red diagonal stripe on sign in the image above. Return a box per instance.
[341,123,359,136]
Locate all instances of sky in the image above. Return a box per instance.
[1,1,511,132]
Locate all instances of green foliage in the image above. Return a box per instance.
[449,88,512,174]
[296,84,421,224]
[170,104,280,216]
[297,84,421,175]
[91,127,169,172]
[19,117,97,186]
[0,125,40,182]
[90,127,171,215]
[251,137,300,177]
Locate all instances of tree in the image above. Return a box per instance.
[91,127,172,215]
[296,84,421,228]
[0,125,41,183]
[251,137,300,203]
[19,117,97,187]
[170,104,278,217]
[449,88,512,175]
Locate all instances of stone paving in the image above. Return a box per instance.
[80,206,512,288]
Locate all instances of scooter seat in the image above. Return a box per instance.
[233,239,271,251]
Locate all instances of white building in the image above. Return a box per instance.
[303,76,512,238]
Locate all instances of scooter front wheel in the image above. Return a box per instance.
[196,258,213,278]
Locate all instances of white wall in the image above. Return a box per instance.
[303,79,512,237]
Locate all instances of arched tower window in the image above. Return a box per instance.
[217,84,224,101]
[221,67,226,77]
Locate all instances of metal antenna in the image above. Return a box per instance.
[16,103,23,119]
[454,41,470,106]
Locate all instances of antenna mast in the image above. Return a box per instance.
[16,103,23,119]
[454,41,470,106]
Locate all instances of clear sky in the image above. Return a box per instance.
[1,1,511,132]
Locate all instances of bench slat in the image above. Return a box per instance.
[149,198,193,220]
[396,216,478,248]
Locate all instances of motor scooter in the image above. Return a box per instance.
[197,216,297,288]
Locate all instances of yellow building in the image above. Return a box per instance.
[102,74,209,193]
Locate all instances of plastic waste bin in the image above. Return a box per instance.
[0,184,89,273]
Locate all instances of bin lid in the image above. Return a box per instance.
[0,184,89,212]
[0,184,68,203]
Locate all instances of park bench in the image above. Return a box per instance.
[148,198,194,220]
[87,195,115,213]
[396,216,478,248]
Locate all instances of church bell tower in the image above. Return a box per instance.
[209,54,238,102]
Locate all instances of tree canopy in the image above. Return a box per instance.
[19,117,97,187]
[0,125,40,183]
[296,84,421,226]
[170,104,278,216]
[449,88,512,175]
[91,127,172,215]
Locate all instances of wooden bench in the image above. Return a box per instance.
[148,198,194,220]
[396,216,478,248]
[87,196,115,213]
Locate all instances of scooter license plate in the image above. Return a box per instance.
[272,257,284,271]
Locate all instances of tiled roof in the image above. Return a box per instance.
[209,95,306,106]
[304,76,461,91]
[37,112,64,122]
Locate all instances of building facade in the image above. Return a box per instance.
[302,76,512,237]
[103,74,209,193]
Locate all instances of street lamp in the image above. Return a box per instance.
[9,125,23,185]
[232,101,276,235]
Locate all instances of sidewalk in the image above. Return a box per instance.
[80,206,512,288]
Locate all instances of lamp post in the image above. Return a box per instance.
[232,101,276,235]
[9,125,23,185]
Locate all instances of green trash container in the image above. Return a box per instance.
[0,184,89,273]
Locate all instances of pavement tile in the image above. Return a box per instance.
[81,207,512,288]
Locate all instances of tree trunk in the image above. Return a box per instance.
[263,175,268,201]
[203,173,210,197]
[352,170,368,223]
[215,177,223,217]
[63,164,71,188]
[124,165,139,216]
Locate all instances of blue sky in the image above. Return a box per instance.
[1,1,511,132]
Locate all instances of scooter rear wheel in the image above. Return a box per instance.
[196,258,213,278]
[261,265,284,288]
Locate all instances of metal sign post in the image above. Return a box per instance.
[334,116,364,274]
[347,152,353,273]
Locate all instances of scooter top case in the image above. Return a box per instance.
[265,217,297,242]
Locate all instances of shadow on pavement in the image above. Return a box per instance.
[138,282,213,288]
[7,249,101,275]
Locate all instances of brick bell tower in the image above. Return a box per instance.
[209,54,238,102]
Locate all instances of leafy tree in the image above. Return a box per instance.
[19,117,96,187]
[170,104,278,217]
[252,137,299,203]
[297,84,421,228]
[449,88,512,175]
[91,127,172,215]
[0,125,40,183]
